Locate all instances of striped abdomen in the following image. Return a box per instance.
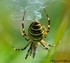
[28,21,44,41]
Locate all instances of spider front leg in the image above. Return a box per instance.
[44,9,50,34]
[21,10,30,41]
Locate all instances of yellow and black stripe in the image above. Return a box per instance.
[28,21,44,41]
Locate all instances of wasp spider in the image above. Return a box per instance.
[14,9,52,59]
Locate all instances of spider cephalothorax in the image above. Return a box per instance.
[14,9,51,59]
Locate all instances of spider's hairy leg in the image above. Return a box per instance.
[25,42,33,59]
[40,40,52,50]
[14,41,31,51]
[21,10,30,41]
[44,9,50,34]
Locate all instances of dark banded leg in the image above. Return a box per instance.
[29,45,33,56]
[41,40,52,47]
[25,42,33,59]
[40,40,52,50]
[21,10,30,41]
[40,41,49,50]
[33,49,36,58]
[44,9,50,33]
[14,41,31,51]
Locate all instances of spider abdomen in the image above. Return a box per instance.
[28,21,44,41]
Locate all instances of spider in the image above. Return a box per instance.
[14,9,52,59]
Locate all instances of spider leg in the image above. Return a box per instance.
[40,40,52,50]
[44,9,50,34]
[14,41,31,51]
[40,41,49,50]
[29,45,33,56]
[21,10,30,41]
[25,42,33,59]
[33,49,36,58]
[41,40,52,47]
[33,42,39,58]
[33,45,38,58]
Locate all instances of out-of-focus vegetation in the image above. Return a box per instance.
[0,0,70,63]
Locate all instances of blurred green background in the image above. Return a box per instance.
[0,0,70,63]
